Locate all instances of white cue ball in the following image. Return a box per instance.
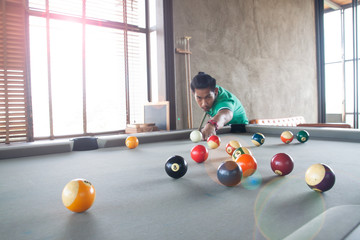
[190,130,202,143]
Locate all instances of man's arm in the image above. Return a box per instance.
[201,109,233,140]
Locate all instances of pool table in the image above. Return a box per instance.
[0,125,360,240]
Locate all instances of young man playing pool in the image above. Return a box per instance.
[191,72,248,140]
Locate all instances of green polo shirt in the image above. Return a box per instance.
[207,86,248,125]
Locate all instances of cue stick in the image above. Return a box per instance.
[185,36,193,129]
[175,36,193,129]
[198,112,208,131]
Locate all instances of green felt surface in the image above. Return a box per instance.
[0,129,360,240]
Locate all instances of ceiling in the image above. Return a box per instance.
[324,0,354,10]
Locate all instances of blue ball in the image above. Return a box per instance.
[252,133,265,147]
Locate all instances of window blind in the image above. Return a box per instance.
[0,0,30,144]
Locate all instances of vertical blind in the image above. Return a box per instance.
[0,0,30,144]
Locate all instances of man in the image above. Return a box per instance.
[191,72,248,140]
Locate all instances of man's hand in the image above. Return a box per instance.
[200,109,233,140]
[201,122,216,140]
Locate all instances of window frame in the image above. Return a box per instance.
[27,0,152,140]
[322,0,360,128]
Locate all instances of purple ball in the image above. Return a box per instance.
[305,163,335,192]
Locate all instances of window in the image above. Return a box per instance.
[324,3,360,128]
[28,0,149,139]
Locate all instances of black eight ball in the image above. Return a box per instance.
[165,155,188,179]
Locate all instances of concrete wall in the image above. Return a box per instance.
[173,0,318,129]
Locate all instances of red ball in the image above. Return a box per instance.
[190,145,209,163]
[207,135,221,149]
[271,153,294,176]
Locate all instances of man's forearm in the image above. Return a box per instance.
[201,109,233,140]
[210,109,233,129]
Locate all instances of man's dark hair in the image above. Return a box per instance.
[191,72,216,92]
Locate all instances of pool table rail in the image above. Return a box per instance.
[0,124,359,160]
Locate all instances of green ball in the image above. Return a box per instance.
[296,130,309,143]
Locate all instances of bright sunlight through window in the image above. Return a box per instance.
[28,0,148,139]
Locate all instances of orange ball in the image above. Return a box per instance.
[280,131,294,144]
[125,136,139,149]
[62,178,96,213]
[235,154,257,178]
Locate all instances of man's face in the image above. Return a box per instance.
[193,87,218,112]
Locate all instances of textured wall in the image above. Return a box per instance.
[173,0,318,129]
